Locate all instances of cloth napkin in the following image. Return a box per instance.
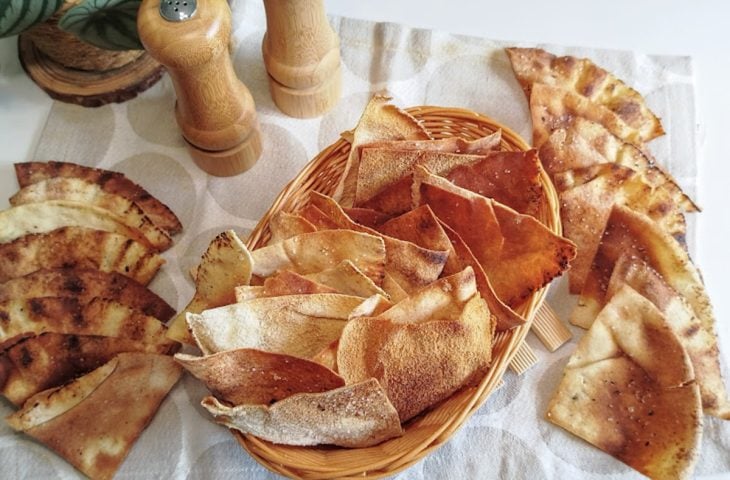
[2,0,727,478]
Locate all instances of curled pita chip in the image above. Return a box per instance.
[338,295,494,422]
[506,47,664,141]
[606,255,730,419]
[187,294,364,357]
[547,286,701,479]
[201,378,403,448]
[10,178,172,251]
[6,352,182,480]
[267,212,316,244]
[0,333,174,405]
[251,229,386,285]
[334,95,431,206]
[530,84,645,148]
[168,230,253,344]
[305,261,388,298]
[0,200,169,251]
[0,296,174,350]
[364,130,501,155]
[0,227,164,285]
[0,268,174,321]
[15,161,182,235]
[175,349,344,405]
[341,207,391,229]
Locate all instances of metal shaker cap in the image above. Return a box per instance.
[160,0,197,22]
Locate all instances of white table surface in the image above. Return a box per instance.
[0,0,728,478]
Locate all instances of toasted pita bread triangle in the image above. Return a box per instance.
[308,192,448,294]
[305,260,388,298]
[338,294,494,422]
[251,230,386,286]
[175,349,344,405]
[0,200,169,251]
[267,212,316,245]
[0,296,174,351]
[0,268,174,321]
[234,270,337,301]
[6,352,182,480]
[168,230,253,344]
[0,227,164,285]
[341,207,391,229]
[201,378,403,448]
[530,84,646,148]
[334,95,431,206]
[187,294,365,357]
[15,161,182,235]
[362,130,501,155]
[0,332,175,406]
[547,285,701,479]
[10,177,172,251]
[606,255,730,419]
[506,47,664,141]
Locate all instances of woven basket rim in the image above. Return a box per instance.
[236,105,560,479]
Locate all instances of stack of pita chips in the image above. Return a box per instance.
[174,96,575,448]
[1,161,183,479]
[507,47,729,477]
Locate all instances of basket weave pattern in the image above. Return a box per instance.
[240,106,561,479]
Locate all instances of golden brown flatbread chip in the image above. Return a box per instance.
[363,130,501,155]
[0,227,164,285]
[168,230,253,344]
[0,332,174,405]
[341,207,392,229]
[0,268,174,321]
[606,255,730,419]
[15,161,182,235]
[267,212,317,244]
[334,95,431,206]
[338,294,494,422]
[187,294,364,357]
[547,286,702,479]
[6,352,182,480]
[251,230,386,286]
[201,378,403,448]
[175,349,344,405]
[506,47,664,141]
[305,261,388,298]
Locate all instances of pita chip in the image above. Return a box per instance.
[187,294,364,357]
[0,332,174,405]
[547,286,702,479]
[0,227,164,285]
[6,352,182,480]
[506,47,664,141]
[175,349,344,405]
[364,130,501,155]
[334,95,431,206]
[267,212,316,244]
[201,378,403,448]
[15,161,182,235]
[305,260,388,298]
[168,230,253,344]
[0,268,175,321]
[341,207,391,229]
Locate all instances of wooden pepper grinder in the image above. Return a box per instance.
[138,0,262,176]
[262,0,342,118]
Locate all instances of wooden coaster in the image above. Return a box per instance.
[18,34,165,108]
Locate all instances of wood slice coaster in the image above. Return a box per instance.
[18,34,165,108]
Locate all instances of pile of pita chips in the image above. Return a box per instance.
[508,46,729,477]
[1,161,183,479]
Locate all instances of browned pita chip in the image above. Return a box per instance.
[0,227,164,285]
[530,84,646,148]
[168,230,253,344]
[267,212,317,244]
[201,378,403,448]
[0,268,174,321]
[310,339,339,372]
[547,286,701,479]
[6,352,182,480]
[363,130,501,155]
[342,207,392,228]
[606,255,730,419]
[506,47,664,141]
[298,204,340,230]
[175,349,344,405]
[263,270,338,295]
[305,261,388,298]
[338,294,493,422]
[334,95,431,206]
[15,161,182,235]
[0,333,174,405]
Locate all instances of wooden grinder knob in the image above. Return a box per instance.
[262,0,342,118]
[138,0,262,176]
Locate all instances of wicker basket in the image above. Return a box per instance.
[239,106,561,479]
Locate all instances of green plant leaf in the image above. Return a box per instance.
[0,0,64,37]
[59,0,142,51]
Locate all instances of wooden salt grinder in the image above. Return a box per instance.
[138,0,262,176]
[262,0,342,118]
